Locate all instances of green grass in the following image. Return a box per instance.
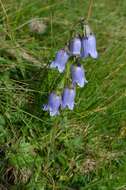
[0,0,126,189]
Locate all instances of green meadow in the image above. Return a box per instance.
[0,0,126,189]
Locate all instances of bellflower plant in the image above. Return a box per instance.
[43,93,61,116]
[50,49,69,73]
[71,64,88,87]
[43,19,99,116]
[69,36,81,56]
[62,87,76,110]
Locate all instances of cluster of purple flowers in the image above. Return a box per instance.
[43,24,98,116]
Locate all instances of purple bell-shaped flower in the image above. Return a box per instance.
[69,37,81,56]
[81,34,98,59]
[71,64,88,87]
[50,49,69,73]
[62,87,76,110]
[43,92,61,116]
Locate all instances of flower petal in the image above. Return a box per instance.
[50,49,69,72]
[69,37,81,56]
[43,93,61,116]
[62,88,76,110]
[81,35,98,59]
[42,104,49,111]
[71,64,87,88]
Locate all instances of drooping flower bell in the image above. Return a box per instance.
[71,64,88,87]
[81,34,98,59]
[43,92,61,116]
[69,36,81,56]
[62,87,76,110]
[50,49,69,73]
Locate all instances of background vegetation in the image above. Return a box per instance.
[0,0,126,189]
